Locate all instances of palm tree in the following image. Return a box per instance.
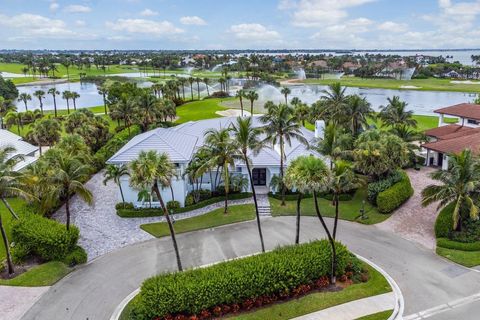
[70,91,80,111]
[103,164,129,203]
[18,93,32,112]
[280,87,291,105]
[195,77,201,100]
[294,103,310,126]
[203,128,238,213]
[203,77,210,96]
[5,112,23,135]
[345,95,373,136]
[236,89,245,116]
[422,149,480,231]
[129,151,183,271]
[0,146,32,274]
[49,153,93,230]
[245,91,259,115]
[316,123,353,169]
[378,96,417,129]
[320,83,349,126]
[261,103,307,206]
[48,88,60,117]
[136,92,161,131]
[98,84,108,115]
[0,97,16,129]
[188,77,195,100]
[28,118,61,155]
[33,90,46,115]
[62,90,72,114]
[231,117,266,252]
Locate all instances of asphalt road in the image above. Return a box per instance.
[22,216,480,320]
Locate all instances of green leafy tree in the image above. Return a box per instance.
[33,90,46,115]
[28,118,62,155]
[47,88,60,117]
[103,164,129,203]
[17,93,32,112]
[236,89,246,116]
[245,91,259,115]
[378,96,417,129]
[280,87,291,105]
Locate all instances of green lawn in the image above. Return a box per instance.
[0,261,71,287]
[302,76,480,93]
[175,98,233,123]
[436,247,480,267]
[270,188,390,225]
[140,204,256,238]
[228,264,391,320]
[355,310,393,320]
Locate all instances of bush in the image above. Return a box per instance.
[11,243,30,264]
[367,170,403,204]
[131,240,355,319]
[435,203,454,238]
[376,171,413,214]
[116,202,134,210]
[437,238,480,251]
[207,91,230,98]
[11,214,79,261]
[167,201,180,211]
[63,245,88,267]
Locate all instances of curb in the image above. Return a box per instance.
[111,253,404,320]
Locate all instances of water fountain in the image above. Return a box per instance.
[295,68,306,80]
[184,66,194,74]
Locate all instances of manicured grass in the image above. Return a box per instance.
[355,310,393,320]
[228,264,391,320]
[368,114,458,132]
[0,198,32,261]
[140,204,255,237]
[0,261,71,287]
[11,77,38,85]
[270,188,389,225]
[436,247,480,267]
[302,76,480,93]
[175,98,233,123]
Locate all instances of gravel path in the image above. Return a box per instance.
[54,171,253,260]
[377,167,439,250]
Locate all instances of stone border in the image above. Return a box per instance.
[110,252,404,320]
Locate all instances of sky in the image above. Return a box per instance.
[1,0,480,50]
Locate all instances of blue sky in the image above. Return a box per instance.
[1,0,480,50]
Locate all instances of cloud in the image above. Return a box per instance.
[49,1,59,11]
[0,13,74,38]
[140,9,158,16]
[228,23,280,41]
[180,16,207,25]
[106,19,184,37]
[75,20,86,27]
[377,21,408,33]
[64,5,92,13]
[281,0,376,27]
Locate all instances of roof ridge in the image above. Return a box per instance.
[108,129,159,162]
[153,130,198,160]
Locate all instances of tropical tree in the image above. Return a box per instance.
[5,112,23,135]
[33,90,45,115]
[188,77,195,100]
[294,103,310,126]
[28,118,61,155]
[103,164,129,203]
[70,91,80,111]
[230,117,266,252]
[0,97,16,129]
[62,90,72,114]
[110,96,136,134]
[378,96,417,129]
[280,87,291,105]
[236,89,246,116]
[98,84,108,115]
[203,77,210,96]
[17,93,32,112]
[320,83,349,125]
[48,88,60,117]
[316,123,353,169]
[48,153,93,230]
[422,149,480,231]
[195,77,201,99]
[345,95,373,136]
[136,92,162,131]
[129,151,183,271]
[261,103,307,205]
[245,91,259,115]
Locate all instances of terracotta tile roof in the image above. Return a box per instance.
[422,132,480,154]
[435,103,480,120]
[424,124,473,139]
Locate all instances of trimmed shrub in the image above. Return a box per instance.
[435,203,454,238]
[63,245,88,266]
[11,214,79,261]
[367,170,403,204]
[376,171,413,214]
[116,202,134,210]
[131,240,354,319]
[437,238,480,252]
[11,243,30,264]
[167,201,181,212]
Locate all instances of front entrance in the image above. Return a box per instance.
[438,153,444,168]
[252,168,267,186]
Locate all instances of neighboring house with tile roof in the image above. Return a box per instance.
[0,129,39,171]
[108,116,324,207]
[421,103,480,170]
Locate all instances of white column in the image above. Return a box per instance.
[439,114,444,126]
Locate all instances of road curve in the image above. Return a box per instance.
[22,216,480,320]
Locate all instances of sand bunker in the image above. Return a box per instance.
[400,85,422,89]
[451,80,480,85]
[216,109,252,117]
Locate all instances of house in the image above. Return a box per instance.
[0,129,39,171]
[422,103,480,170]
[107,117,323,207]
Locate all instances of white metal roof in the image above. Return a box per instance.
[0,129,39,171]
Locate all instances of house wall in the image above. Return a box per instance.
[439,114,480,128]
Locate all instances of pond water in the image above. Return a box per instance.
[15,80,477,115]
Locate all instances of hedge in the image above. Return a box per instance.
[11,214,80,261]
[367,170,403,204]
[376,171,413,214]
[268,192,354,202]
[117,193,253,218]
[435,203,455,238]
[437,238,480,252]
[130,240,354,319]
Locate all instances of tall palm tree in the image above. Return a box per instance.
[260,103,307,206]
[98,84,108,115]
[48,88,60,117]
[111,97,136,134]
[70,91,80,111]
[316,123,353,169]
[422,149,480,231]
[203,77,210,96]
[245,91,259,115]
[62,90,72,114]
[378,96,417,129]
[28,118,61,155]
[203,128,238,213]
[136,92,161,131]
[188,77,195,100]
[294,103,310,126]
[130,151,183,271]
[231,117,266,252]
[0,146,32,274]
[18,93,32,112]
[5,112,23,135]
[33,90,46,115]
[0,97,16,129]
[320,83,349,126]
[49,153,93,230]
[236,89,245,116]
[280,87,291,105]
[345,95,373,136]
[195,77,201,100]
[103,164,129,203]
